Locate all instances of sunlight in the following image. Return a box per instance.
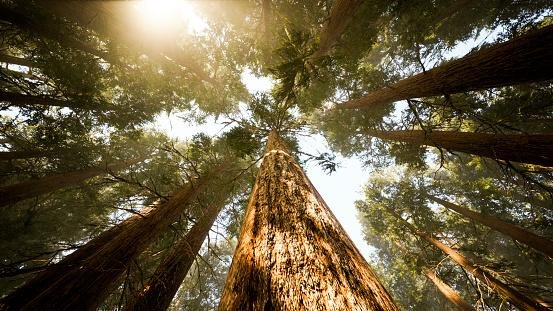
[134,0,208,35]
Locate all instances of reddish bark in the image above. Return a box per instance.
[342,24,553,109]
[422,267,475,311]
[219,132,398,310]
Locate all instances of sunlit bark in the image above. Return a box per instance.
[219,131,398,310]
[422,267,475,311]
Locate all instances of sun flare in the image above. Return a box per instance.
[134,0,208,35]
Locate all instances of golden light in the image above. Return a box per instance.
[133,0,208,35]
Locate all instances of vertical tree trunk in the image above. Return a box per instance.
[310,0,365,60]
[422,267,475,311]
[0,162,229,311]
[124,190,230,311]
[428,195,553,258]
[366,129,553,167]
[384,206,544,311]
[219,132,398,310]
[342,24,553,109]
[0,157,143,208]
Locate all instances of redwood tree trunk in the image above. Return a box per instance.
[0,150,51,161]
[428,195,553,259]
[342,24,553,109]
[422,267,475,311]
[0,163,228,311]
[0,91,85,109]
[311,0,365,60]
[219,132,398,310]
[124,191,230,311]
[384,206,544,311]
[367,129,553,167]
[0,158,142,208]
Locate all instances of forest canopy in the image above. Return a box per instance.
[0,0,552,310]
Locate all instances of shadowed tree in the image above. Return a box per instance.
[0,162,229,311]
[219,131,398,310]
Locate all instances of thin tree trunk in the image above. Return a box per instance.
[0,162,229,311]
[0,53,33,67]
[384,206,544,310]
[311,0,365,60]
[124,190,230,311]
[427,195,553,259]
[342,24,553,109]
[422,267,475,311]
[219,131,398,310]
[366,129,553,167]
[0,157,143,208]
[0,150,51,160]
[0,91,87,110]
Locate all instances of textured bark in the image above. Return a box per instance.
[342,24,553,109]
[0,162,228,311]
[385,207,544,311]
[124,191,229,311]
[367,129,553,167]
[311,0,365,60]
[219,132,398,310]
[0,91,86,109]
[0,53,33,67]
[428,195,553,259]
[0,157,143,208]
[422,267,475,311]
[38,1,214,84]
[0,150,51,161]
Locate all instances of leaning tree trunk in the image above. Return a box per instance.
[124,189,231,311]
[427,195,553,259]
[342,24,553,109]
[219,131,398,310]
[0,157,143,208]
[384,206,544,311]
[0,53,34,67]
[0,162,229,311]
[366,129,553,167]
[310,0,365,60]
[422,267,475,311]
[0,150,51,161]
[0,91,86,109]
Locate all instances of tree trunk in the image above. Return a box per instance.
[384,206,544,311]
[422,267,475,311]
[0,162,229,311]
[219,131,398,310]
[366,129,553,167]
[0,157,143,208]
[342,24,553,109]
[0,91,87,110]
[0,53,33,67]
[0,150,51,161]
[427,195,553,259]
[124,190,230,311]
[311,0,365,60]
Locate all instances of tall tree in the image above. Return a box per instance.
[219,131,398,310]
[0,157,144,208]
[0,162,229,311]
[427,194,553,259]
[365,129,553,167]
[341,24,553,109]
[383,205,545,311]
[123,187,232,311]
[422,267,475,311]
